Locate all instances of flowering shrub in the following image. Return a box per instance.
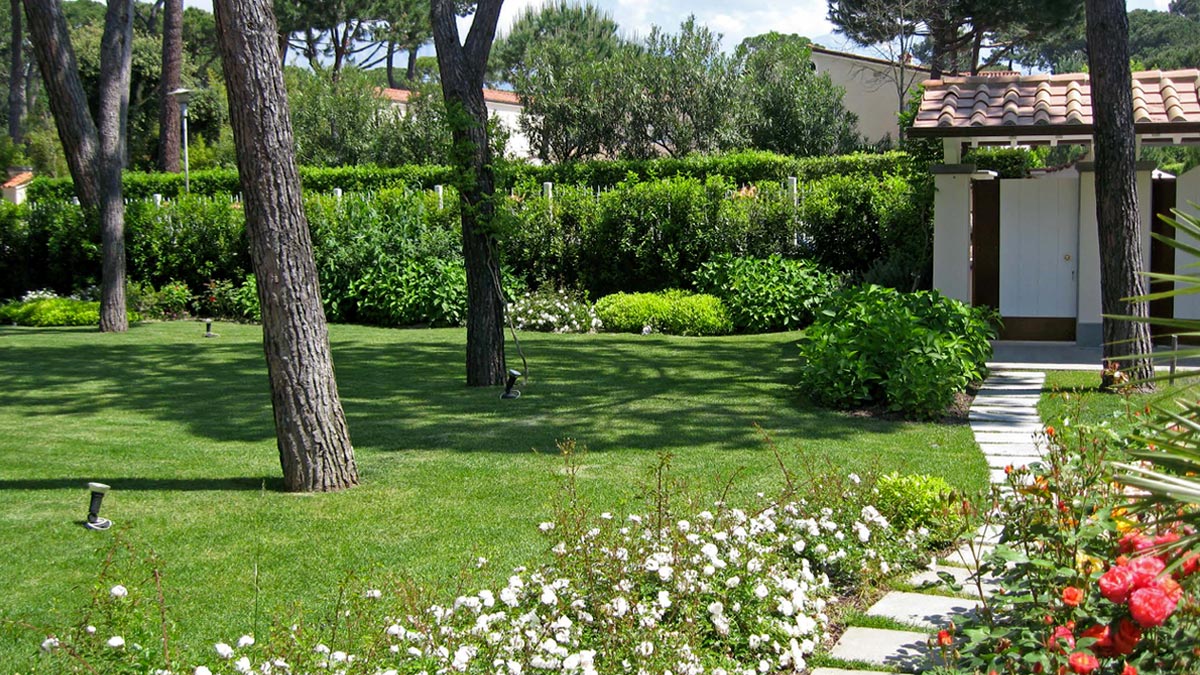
[507,288,601,333]
[937,417,1199,674]
[30,449,947,674]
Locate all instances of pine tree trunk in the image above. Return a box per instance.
[157,0,182,172]
[431,0,507,387]
[214,0,358,492]
[27,0,131,333]
[1085,0,1154,387]
[9,0,24,144]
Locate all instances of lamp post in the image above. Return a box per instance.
[168,87,192,192]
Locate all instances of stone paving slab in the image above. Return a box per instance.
[907,564,999,597]
[866,591,980,629]
[951,542,994,567]
[974,431,1040,444]
[828,626,931,672]
[969,412,1043,424]
[972,421,1045,434]
[977,442,1041,457]
[985,454,1044,469]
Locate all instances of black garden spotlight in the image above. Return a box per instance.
[502,369,522,399]
[84,482,112,531]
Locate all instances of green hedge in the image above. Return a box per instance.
[594,290,734,336]
[28,165,457,202]
[694,255,843,332]
[0,297,141,326]
[505,150,921,188]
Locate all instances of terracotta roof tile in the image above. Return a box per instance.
[378,87,521,106]
[911,69,1200,138]
[2,171,31,189]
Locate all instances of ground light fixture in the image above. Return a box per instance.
[84,482,112,530]
[204,319,218,338]
[502,369,522,399]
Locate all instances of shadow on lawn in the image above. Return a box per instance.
[0,326,909,459]
[0,476,285,492]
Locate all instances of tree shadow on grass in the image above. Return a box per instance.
[0,476,286,492]
[0,326,919,461]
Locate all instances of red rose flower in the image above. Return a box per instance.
[1079,624,1111,654]
[1119,532,1154,554]
[1128,555,1166,589]
[1099,564,1136,604]
[1159,575,1183,603]
[936,629,952,647]
[1111,619,1142,655]
[1046,624,1075,652]
[1129,586,1178,627]
[1179,551,1199,577]
[1068,652,1100,674]
[1062,586,1084,607]
[1154,531,1180,548]
[1121,665,1138,675]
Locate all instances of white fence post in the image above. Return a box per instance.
[333,187,343,201]
[543,181,554,218]
[788,176,798,208]
[153,193,163,207]
[435,184,444,210]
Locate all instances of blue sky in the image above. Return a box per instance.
[184,0,1175,57]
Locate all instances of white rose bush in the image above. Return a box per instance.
[30,450,946,673]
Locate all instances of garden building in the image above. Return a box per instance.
[910,69,1200,345]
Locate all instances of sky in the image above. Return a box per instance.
[184,0,1176,56]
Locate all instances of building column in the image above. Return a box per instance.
[932,164,977,304]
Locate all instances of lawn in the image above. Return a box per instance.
[0,321,987,666]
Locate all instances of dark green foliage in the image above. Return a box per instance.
[124,196,250,293]
[963,147,1043,179]
[797,285,997,419]
[0,297,140,326]
[693,255,843,332]
[594,291,733,336]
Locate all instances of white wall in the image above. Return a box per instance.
[810,50,929,146]
[932,170,973,303]
[1173,167,1200,319]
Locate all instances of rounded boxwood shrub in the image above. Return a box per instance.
[594,290,733,336]
[796,285,997,419]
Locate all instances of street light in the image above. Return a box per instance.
[168,87,192,193]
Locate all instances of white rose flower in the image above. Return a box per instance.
[215,642,234,659]
[107,635,126,649]
[110,585,128,598]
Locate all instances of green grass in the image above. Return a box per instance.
[0,321,986,665]
[1039,370,1200,431]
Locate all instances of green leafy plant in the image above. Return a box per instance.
[595,290,733,336]
[0,296,140,326]
[874,472,964,545]
[694,254,842,332]
[797,285,997,419]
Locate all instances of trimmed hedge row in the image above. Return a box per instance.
[28,165,457,202]
[28,150,921,201]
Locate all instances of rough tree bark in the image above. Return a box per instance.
[8,0,24,144]
[157,0,182,172]
[213,0,358,492]
[1085,0,1154,387]
[26,0,132,332]
[431,0,507,387]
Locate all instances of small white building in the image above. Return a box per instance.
[910,69,1200,346]
[810,46,931,146]
[2,169,32,205]
[379,87,534,160]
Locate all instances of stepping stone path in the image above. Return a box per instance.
[821,370,1044,673]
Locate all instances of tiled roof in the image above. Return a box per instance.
[1,171,31,189]
[378,87,521,106]
[910,69,1200,139]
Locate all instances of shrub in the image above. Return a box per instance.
[155,280,192,319]
[0,296,140,326]
[797,285,997,419]
[350,258,468,327]
[694,255,842,332]
[192,275,261,322]
[507,287,600,333]
[874,472,963,545]
[595,290,733,336]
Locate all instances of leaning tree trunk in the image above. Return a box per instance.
[1085,0,1154,387]
[26,0,132,333]
[157,0,182,172]
[9,0,24,144]
[431,0,507,387]
[214,0,358,492]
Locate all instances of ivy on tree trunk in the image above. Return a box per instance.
[431,0,508,387]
